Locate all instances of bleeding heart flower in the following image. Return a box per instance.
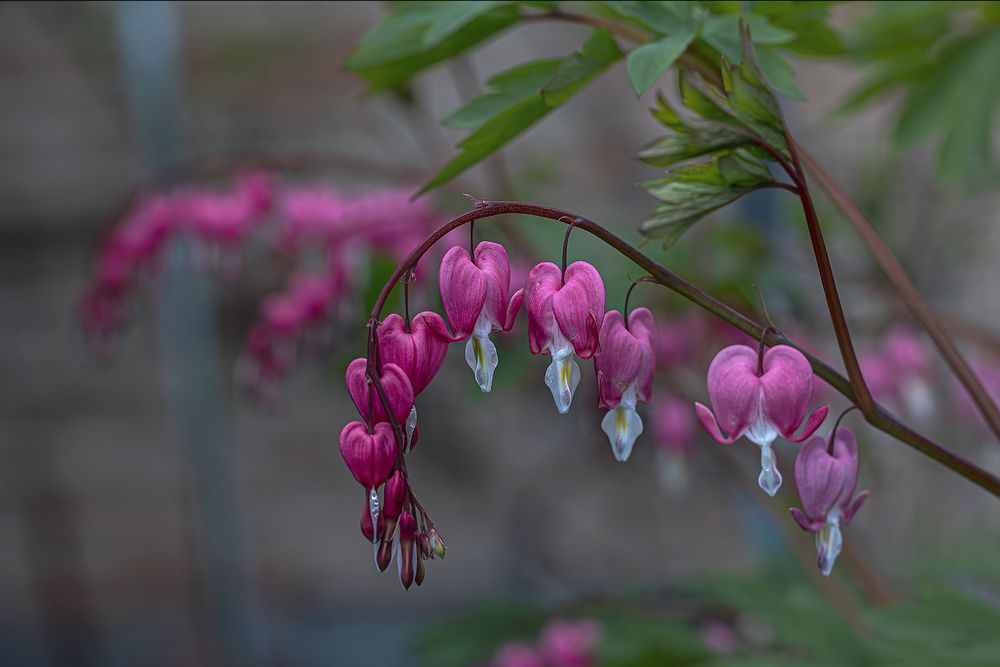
[377,311,452,395]
[345,358,414,426]
[382,470,407,538]
[695,344,828,496]
[439,242,524,392]
[790,427,869,576]
[338,421,396,491]
[594,308,655,462]
[653,393,699,493]
[525,261,605,413]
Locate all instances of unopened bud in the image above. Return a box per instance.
[429,527,447,559]
[398,512,416,590]
[376,539,393,572]
[383,471,406,520]
[415,555,425,586]
[420,534,431,559]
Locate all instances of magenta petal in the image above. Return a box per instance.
[628,307,656,403]
[502,288,524,332]
[695,402,739,444]
[789,507,822,532]
[760,345,815,437]
[594,310,645,409]
[705,345,760,441]
[831,426,861,504]
[843,489,869,524]
[345,358,414,426]
[793,435,847,523]
[338,421,396,489]
[785,405,829,442]
[474,241,514,329]
[378,312,452,395]
[552,261,605,359]
[439,245,487,340]
[525,262,562,355]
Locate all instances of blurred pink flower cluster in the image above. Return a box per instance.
[487,619,603,667]
[78,172,451,399]
[860,327,934,418]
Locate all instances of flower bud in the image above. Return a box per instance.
[382,471,406,539]
[420,534,431,559]
[376,538,393,572]
[415,555,425,586]
[398,511,416,590]
[429,527,447,559]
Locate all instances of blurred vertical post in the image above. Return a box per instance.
[114,2,268,664]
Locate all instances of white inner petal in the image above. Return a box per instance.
[369,487,380,566]
[757,442,782,496]
[815,510,843,577]
[405,405,417,450]
[601,383,643,462]
[543,327,579,414]
[464,311,498,392]
[745,387,778,448]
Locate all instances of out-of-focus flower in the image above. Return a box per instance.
[538,619,603,667]
[653,393,699,493]
[861,327,934,418]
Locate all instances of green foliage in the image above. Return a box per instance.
[839,1,1000,188]
[639,28,790,249]
[417,28,622,196]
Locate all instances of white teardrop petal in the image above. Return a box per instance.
[544,354,581,414]
[464,334,498,392]
[757,442,782,496]
[601,404,643,462]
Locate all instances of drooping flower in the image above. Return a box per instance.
[525,261,605,413]
[397,510,417,590]
[439,242,524,392]
[345,358,414,426]
[653,393,699,493]
[377,312,452,395]
[790,427,869,576]
[695,344,828,496]
[594,308,655,462]
[338,421,396,491]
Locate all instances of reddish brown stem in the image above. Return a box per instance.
[365,200,1000,500]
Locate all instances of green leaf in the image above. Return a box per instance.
[420,1,505,48]
[541,28,622,106]
[751,0,844,56]
[701,14,796,62]
[419,29,622,195]
[640,149,774,248]
[600,0,705,35]
[627,28,696,95]
[347,2,521,90]
[443,59,562,128]
[756,47,805,101]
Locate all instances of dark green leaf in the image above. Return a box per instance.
[701,14,796,62]
[599,0,704,35]
[627,28,697,95]
[420,1,505,48]
[756,47,805,101]
[443,59,562,128]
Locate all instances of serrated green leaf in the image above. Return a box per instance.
[347,3,521,90]
[627,28,696,95]
[640,149,773,248]
[443,59,562,128]
[420,29,621,195]
[541,28,622,106]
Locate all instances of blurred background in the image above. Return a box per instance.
[2,2,1000,666]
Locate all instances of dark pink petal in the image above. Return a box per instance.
[789,507,823,532]
[383,470,406,520]
[525,262,562,355]
[594,310,645,409]
[843,489,869,524]
[831,426,861,506]
[760,345,815,438]
[793,435,847,523]
[553,261,605,359]
[378,311,452,394]
[502,288,524,332]
[628,307,657,403]
[473,241,513,329]
[345,358,414,426]
[338,421,396,489]
[439,245,487,340]
[695,402,739,444]
[784,405,829,443]
[705,345,760,441]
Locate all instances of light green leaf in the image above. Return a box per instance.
[443,59,562,128]
[600,0,704,35]
[541,28,622,106]
[627,28,697,95]
[756,47,805,101]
